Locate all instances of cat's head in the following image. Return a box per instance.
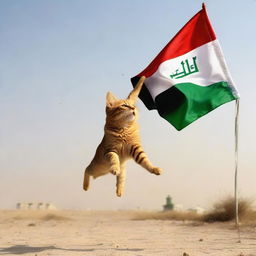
[105,76,145,126]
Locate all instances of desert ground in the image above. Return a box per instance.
[0,210,255,256]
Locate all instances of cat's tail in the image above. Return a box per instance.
[83,169,90,191]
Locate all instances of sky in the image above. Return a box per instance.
[1,0,256,210]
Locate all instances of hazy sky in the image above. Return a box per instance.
[1,0,256,210]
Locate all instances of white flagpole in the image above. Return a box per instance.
[234,99,240,241]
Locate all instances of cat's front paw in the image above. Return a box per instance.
[110,166,120,176]
[151,167,162,175]
[116,188,123,197]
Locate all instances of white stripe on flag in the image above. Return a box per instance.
[145,40,237,101]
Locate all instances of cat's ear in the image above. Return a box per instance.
[106,91,118,107]
[127,76,146,103]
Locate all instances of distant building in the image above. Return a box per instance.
[163,195,174,211]
[173,204,184,211]
[16,202,28,210]
[16,202,57,210]
[188,206,205,214]
[45,203,57,210]
[37,202,45,210]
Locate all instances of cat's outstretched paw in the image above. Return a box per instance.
[110,166,120,176]
[116,189,123,197]
[151,167,162,175]
[83,183,89,191]
[83,172,90,191]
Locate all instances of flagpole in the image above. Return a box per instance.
[201,4,240,228]
[234,99,240,241]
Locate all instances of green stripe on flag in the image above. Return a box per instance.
[155,81,238,130]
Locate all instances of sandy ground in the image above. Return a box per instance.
[0,210,256,256]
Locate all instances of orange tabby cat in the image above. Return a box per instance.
[83,76,162,197]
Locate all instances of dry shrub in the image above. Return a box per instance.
[134,210,201,221]
[202,196,256,223]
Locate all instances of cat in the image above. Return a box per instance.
[83,76,162,197]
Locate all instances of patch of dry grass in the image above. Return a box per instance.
[202,196,256,224]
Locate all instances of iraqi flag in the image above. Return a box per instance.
[131,4,239,131]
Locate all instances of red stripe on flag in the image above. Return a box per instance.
[137,6,216,78]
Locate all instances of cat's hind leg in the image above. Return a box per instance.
[130,145,162,175]
[116,165,126,197]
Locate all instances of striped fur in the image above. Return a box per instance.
[83,76,162,197]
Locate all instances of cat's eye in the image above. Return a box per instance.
[121,104,129,108]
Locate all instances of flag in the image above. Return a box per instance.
[131,4,239,130]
